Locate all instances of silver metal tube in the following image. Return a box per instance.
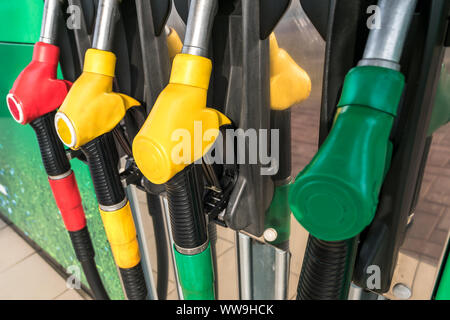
[40,0,62,45]
[274,248,290,300]
[182,0,218,57]
[348,283,364,300]
[359,0,417,69]
[126,185,158,300]
[160,195,184,300]
[92,0,120,51]
[236,232,252,300]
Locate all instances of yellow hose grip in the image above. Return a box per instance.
[99,201,141,269]
[84,49,116,77]
[170,54,212,89]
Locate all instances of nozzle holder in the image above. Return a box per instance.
[289,66,404,241]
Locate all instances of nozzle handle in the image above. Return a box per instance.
[81,132,125,207]
[30,111,70,177]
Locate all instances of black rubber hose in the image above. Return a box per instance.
[297,235,358,300]
[69,227,110,300]
[30,111,70,176]
[30,111,109,300]
[165,164,207,249]
[81,133,125,206]
[146,192,169,300]
[119,263,148,300]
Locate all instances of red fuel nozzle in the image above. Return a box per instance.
[7,42,71,124]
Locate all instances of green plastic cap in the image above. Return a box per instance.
[289,175,371,241]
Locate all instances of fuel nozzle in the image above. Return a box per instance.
[55,0,139,149]
[7,0,70,125]
[289,0,417,241]
[54,0,147,300]
[132,0,227,300]
[133,0,229,185]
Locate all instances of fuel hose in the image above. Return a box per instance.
[7,28,109,299]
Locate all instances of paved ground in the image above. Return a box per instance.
[0,219,85,300]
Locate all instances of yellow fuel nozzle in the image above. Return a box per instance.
[55,49,140,149]
[133,53,231,185]
[269,33,312,111]
[167,27,183,61]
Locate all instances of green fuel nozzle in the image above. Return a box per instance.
[289,0,416,241]
[289,66,404,241]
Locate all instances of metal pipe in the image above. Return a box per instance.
[236,232,252,300]
[274,248,290,300]
[92,0,120,51]
[348,283,364,300]
[40,0,62,45]
[181,0,218,57]
[359,0,417,70]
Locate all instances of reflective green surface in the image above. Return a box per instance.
[0,0,43,43]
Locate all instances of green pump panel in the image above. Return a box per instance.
[0,1,43,43]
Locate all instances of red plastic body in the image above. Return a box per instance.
[7,42,71,125]
[48,172,87,232]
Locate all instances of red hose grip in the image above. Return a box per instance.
[48,172,87,232]
[7,42,71,125]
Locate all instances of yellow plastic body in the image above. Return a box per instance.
[100,201,141,269]
[167,27,183,61]
[269,33,312,110]
[55,49,140,149]
[133,54,231,184]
